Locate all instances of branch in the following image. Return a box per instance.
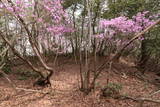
[0,31,44,78]
[113,19,160,61]
[90,19,160,86]
[15,87,49,94]
[122,95,160,104]
[5,0,54,73]
[0,70,49,95]
[149,89,160,97]
[0,70,17,91]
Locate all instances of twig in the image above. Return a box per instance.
[0,70,17,91]
[149,89,160,97]
[0,70,50,95]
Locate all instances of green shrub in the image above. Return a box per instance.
[101,82,123,98]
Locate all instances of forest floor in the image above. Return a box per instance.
[0,56,160,107]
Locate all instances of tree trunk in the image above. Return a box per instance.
[138,38,149,73]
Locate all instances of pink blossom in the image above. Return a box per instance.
[0,4,4,8]
[37,18,43,23]
[7,7,14,12]
[98,11,156,49]
[93,33,105,39]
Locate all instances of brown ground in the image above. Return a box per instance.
[0,57,160,107]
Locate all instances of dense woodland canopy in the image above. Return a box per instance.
[0,0,160,106]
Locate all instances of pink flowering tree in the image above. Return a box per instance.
[85,12,160,93]
[0,0,73,86]
[94,11,155,56]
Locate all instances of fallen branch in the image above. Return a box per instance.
[0,70,50,95]
[15,87,49,94]
[122,96,160,104]
[121,95,160,104]
[149,89,160,97]
[0,69,17,91]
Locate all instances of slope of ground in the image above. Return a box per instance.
[0,57,160,107]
